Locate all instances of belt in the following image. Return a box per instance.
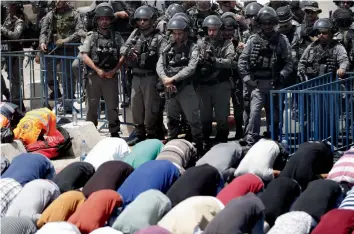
[132,71,156,77]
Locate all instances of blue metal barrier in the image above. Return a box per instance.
[271,73,354,153]
[1,42,133,131]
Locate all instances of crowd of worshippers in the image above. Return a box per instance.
[1,0,354,153]
[1,137,354,234]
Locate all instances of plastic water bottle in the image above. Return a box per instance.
[72,107,78,126]
[80,140,87,161]
[281,137,289,152]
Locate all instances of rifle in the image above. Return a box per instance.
[117,31,139,71]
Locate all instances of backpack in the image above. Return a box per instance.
[26,126,73,159]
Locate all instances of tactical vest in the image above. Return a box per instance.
[14,108,57,145]
[52,10,76,40]
[305,41,337,77]
[249,33,285,79]
[1,14,24,51]
[163,40,193,87]
[91,31,120,71]
[131,30,160,70]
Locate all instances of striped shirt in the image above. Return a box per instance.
[328,148,354,186]
[339,187,354,210]
[0,178,22,217]
[1,216,37,234]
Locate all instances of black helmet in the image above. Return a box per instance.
[257,6,278,24]
[244,2,263,18]
[289,0,300,9]
[172,12,192,27]
[276,6,293,23]
[333,0,354,7]
[134,5,155,19]
[313,18,335,31]
[196,0,212,12]
[95,3,114,18]
[221,12,238,28]
[167,17,189,30]
[165,3,185,20]
[202,15,223,28]
[332,8,353,27]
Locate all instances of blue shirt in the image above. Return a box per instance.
[2,153,56,186]
[117,160,180,207]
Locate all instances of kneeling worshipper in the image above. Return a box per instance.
[217,173,264,205]
[267,211,316,234]
[196,142,243,181]
[83,161,134,198]
[259,177,302,229]
[35,222,81,234]
[327,147,354,193]
[234,139,280,182]
[203,193,265,234]
[52,161,95,193]
[84,138,130,170]
[134,226,171,234]
[2,153,56,186]
[279,141,333,189]
[117,160,180,207]
[123,139,164,169]
[37,191,86,228]
[311,209,354,234]
[158,196,224,234]
[5,179,60,222]
[156,139,197,171]
[1,216,37,234]
[340,186,354,210]
[68,190,123,234]
[112,190,171,234]
[166,164,222,207]
[0,178,22,217]
[291,179,342,222]
[1,156,10,174]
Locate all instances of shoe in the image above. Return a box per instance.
[127,136,145,146]
[111,132,120,138]
[120,96,130,108]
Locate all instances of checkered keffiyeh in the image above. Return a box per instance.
[0,178,22,217]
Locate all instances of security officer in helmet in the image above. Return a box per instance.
[1,1,27,110]
[216,1,247,32]
[156,16,204,153]
[121,5,166,146]
[289,0,305,24]
[332,8,354,67]
[298,18,349,80]
[238,6,293,145]
[295,1,322,59]
[187,0,220,39]
[265,0,289,10]
[39,0,85,100]
[242,2,263,43]
[79,3,124,137]
[156,3,185,34]
[221,13,244,140]
[196,15,235,145]
[333,0,354,9]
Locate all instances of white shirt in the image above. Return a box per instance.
[35,222,81,234]
[89,227,123,234]
[84,138,131,170]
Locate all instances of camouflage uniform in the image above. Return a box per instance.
[39,6,84,99]
[1,12,26,108]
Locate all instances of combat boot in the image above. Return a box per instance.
[127,135,146,146]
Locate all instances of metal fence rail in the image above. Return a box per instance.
[271,73,354,153]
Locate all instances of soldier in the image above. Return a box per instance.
[265,0,289,11]
[39,0,84,100]
[121,6,166,146]
[333,0,354,9]
[187,0,220,39]
[332,8,354,66]
[238,7,293,145]
[196,15,235,144]
[242,2,263,43]
[1,1,27,110]
[296,1,322,57]
[156,16,204,153]
[221,13,243,140]
[289,0,305,24]
[79,3,124,138]
[216,1,247,32]
[156,3,185,34]
[298,18,349,80]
